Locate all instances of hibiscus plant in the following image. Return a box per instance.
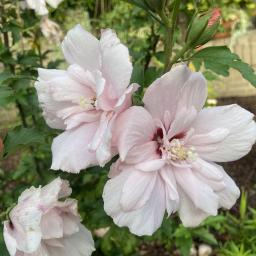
[0,0,256,255]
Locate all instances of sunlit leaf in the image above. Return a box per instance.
[191,46,256,87]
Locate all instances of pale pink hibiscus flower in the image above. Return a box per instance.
[103,65,256,236]
[3,178,95,256]
[36,25,137,173]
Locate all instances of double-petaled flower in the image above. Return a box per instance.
[35,25,256,237]
[3,178,95,255]
[103,65,256,236]
[36,25,137,173]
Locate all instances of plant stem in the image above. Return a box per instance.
[168,44,190,70]
[161,0,181,72]
[163,26,172,72]
[144,24,159,70]
[193,0,198,12]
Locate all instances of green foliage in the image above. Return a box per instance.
[0,226,9,256]
[174,226,193,256]
[99,227,138,255]
[216,191,256,255]
[0,0,256,255]
[191,228,218,246]
[220,242,254,256]
[0,87,13,106]
[3,127,44,157]
[144,0,166,13]
[191,46,256,86]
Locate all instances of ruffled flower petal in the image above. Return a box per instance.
[190,104,256,162]
[103,170,165,236]
[143,65,206,128]
[62,25,100,72]
[113,106,156,160]
[51,123,98,173]
[3,178,95,256]
[100,29,133,99]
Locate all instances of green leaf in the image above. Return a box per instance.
[191,46,256,87]
[4,127,44,157]
[203,70,219,81]
[100,226,138,255]
[145,67,162,87]
[144,0,165,12]
[3,21,21,44]
[202,215,226,227]
[0,87,13,106]
[239,189,247,220]
[192,228,218,245]
[155,51,165,63]
[47,59,64,69]
[0,48,16,65]
[18,54,40,67]
[0,224,9,256]
[124,0,150,12]
[0,71,35,86]
[174,226,193,256]
[131,62,145,86]
[0,71,15,85]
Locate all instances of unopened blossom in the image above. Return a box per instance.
[3,177,95,256]
[35,25,136,173]
[40,16,62,43]
[24,0,63,16]
[103,65,256,236]
[208,8,221,27]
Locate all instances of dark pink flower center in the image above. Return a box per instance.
[153,129,197,162]
[153,128,164,155]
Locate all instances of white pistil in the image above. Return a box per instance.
[165,139,197,162]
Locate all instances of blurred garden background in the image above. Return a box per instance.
[1,0,256,255]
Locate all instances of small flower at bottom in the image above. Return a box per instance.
[3,177,95,256]
[103,65,256,236]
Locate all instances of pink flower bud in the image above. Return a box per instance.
[208,8,221,27]
[186,8,221,47]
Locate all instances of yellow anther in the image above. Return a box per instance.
[170,146,188,160]
[79,97,96,109]
[166,139,197,162]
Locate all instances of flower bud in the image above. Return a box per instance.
[186,8,221,47]
[208,8,221,27]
